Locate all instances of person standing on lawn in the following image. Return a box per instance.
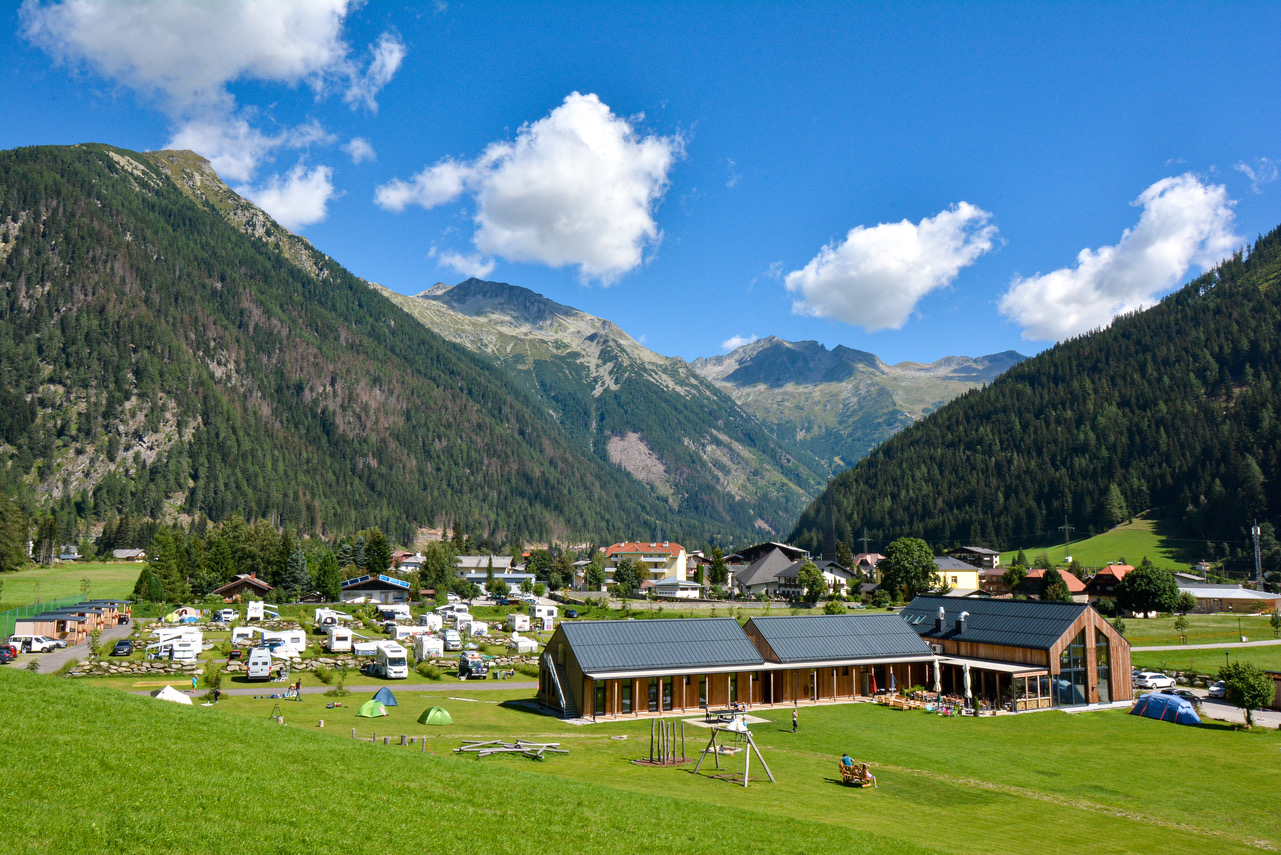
[792,708,798,733]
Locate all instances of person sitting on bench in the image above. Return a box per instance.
[858,763,878,788]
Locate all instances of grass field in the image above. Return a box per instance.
[1132,645,1281,675]
[1000,516,1187,570]
[4,669,1280,854]
[1121,613,1280,646]
[0,561,140,612]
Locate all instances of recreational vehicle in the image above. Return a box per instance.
[374,642,409,679]
[505,613,530,632]
[376,604,412,622]
[246,602,280,622]
[246,648,274,681]
[416,612,443,631]
[443,629,462,651]
[324,626,353,653]
[458,650,488,679]
[312,608,352,631]
[414,634,444,662]
[215,608,237,623]
[391,625,431,642]
[145,639,200,661]
[152,628,203,647]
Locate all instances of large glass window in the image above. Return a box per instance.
[663,677,673,711]
[648,677,659,712]
[621,681,632,714]
[1055,630,1088,706]
[699,677,707,707]
[729,675,738,704]
[595,681,606,717]
[1096,635,1111,704]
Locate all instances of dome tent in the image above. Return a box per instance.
[357,699,387,718]
[373,687,398,706]
[418,706,453,726]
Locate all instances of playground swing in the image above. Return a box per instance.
[691,716,774,788]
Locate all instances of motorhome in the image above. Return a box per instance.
[374,642,409,679]
[153,628,203,647]
[324,626,353,653]
[505,613,530,632]
[246,602,280,622]
[312,608,352,631]
[416,612,443,631]
[414,634,444,661]
[443,629,462,651]
[246,648,274,681]
[376,604,412,622]
[458,650,488,679]
[145,639,200,661]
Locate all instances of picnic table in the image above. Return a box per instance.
[704,703,747,723]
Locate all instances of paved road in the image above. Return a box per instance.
[33,622,134,674]
[132,680,538,697]
[1133,638,1281,651]
[1170,687,1281,728]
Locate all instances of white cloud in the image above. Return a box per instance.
[376,92,683,283]
[236,163,337,231]
[999,173,1239,342]
[1235,157,1278,194]
[721,334,757,351]
[342,136,376,164]
[784,203,996,331]
[726,158,740,189]
[435,250,495,279]
[22,0,403,179]
[344,32,406,112]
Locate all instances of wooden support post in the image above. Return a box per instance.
[401,734,407,746]
[650,718,655,763]
[681,722,686,762]
[384,736,390,746]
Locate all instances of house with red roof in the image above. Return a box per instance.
[1015,568,1088,603]
[600,541,688,588]
[1085,564,1133,605]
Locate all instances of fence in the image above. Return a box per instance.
[0,596,86,639]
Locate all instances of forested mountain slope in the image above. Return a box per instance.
[0,144,684,545]
[693,337,1023,472]
[791,228,1281,557]
[377,278,826,538]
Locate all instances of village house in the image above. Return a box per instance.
[602,542,688,585]
[339,573,411,604]
[112,548,146,561]
[932,557,982,593]
[1015,568,1088,603]
[1085,563,1133,605]
[210,573,274,603]
[948,545,1001,571]
[1176,583,1281,614]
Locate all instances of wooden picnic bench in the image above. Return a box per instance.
[839,763,871,787]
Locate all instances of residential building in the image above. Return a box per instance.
[112,548,146,561]
[933,557,982,592]
[1015,568,1088,603]
[339,574,411,604]
[728,541,810,565]
[1085,564,1133,604]
[603,542,687,584]
[1175,583,1281,614]
[732,547,796,598]
[949,546,1001,571]
[210,573,274,603]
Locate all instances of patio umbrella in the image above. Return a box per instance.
[889,670,897,692]
[932,658,942,696]
[870,670,878,694]
[963,662,972,704]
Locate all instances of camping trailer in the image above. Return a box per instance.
[391,625,431,642]
[153,628,202,646]
[532,604,558,621]
[414,634,444,661]
[505,613,531,632]
[416,612,443,631]
[312,608,352,631]
[246,648,274,681]
[324,626,353,653]
[469,621,489,637]
[374,642,409,679]
[146,639,200,661]
[260,630,307,657]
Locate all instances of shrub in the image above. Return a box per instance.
[416,662,441,680]
[514,663,539,678]
[25,659,40,672]
[314,664,333,685]
[823,600,846,615]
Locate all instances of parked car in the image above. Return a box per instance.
[493,597,510,607]
[1133,671,1176,690]
[565,608,579,618]
[0,645,16,664]
[1159,687,1202,706]
[110,639,134,657]
[1207,680,1227,699]
[34,635,66,649]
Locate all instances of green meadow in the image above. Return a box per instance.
[3,668,1279,854]
[1131,645,1281,675]
[0,561,141,612]
[1000,517,1187,570]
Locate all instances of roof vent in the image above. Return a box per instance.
[935,606,945,634]
[958,611,970,634]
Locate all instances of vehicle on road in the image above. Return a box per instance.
[1207,680,1227,699]
[8,635,58,653]
[1133,671,1176,690]
[110,639,134,656]
[0,645,15,664]
[1159,687,1202,706]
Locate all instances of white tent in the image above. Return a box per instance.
[151,685,194,705]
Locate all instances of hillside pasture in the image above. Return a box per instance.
[0,561,140,611]
[1000,517,1187,570]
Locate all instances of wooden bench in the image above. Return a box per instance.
[839,763,870,787]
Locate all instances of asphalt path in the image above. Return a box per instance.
[33,622,133,673]
[130,680,537,697]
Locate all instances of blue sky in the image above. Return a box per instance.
[5,1,1281,363]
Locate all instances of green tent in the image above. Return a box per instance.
[417,706,453,726]
[356,699,387,718]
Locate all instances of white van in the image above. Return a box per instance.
[324,626,352,653]
[246,648,274,681]
[443,629,462,651]
[8,635,58,653]
[375,642,409,679]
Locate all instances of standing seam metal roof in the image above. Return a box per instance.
[901,595,1086,650]
[747,614,934,663]
[559,618,765,673]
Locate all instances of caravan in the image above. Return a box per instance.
[324,626,353,653]
[391,625,431,642]
[416,612,443,631]
[414,634,444,662]
[246,648,274,681]
[246,602,280,622]
[145,639,200,661]
[312,608,352,631]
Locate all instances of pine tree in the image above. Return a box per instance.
[352,535,367,571]
[365,528,391,574]
[710,547,729,586]
[148,529,189,603]
[835,540,854,569]
[285,547,310,600]
[1040,568,1072,602]
[316,550,341,602]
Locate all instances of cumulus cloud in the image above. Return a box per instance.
[342,136,376,164]
[376,92,683,283]
[236,163,337,231]
[999,173,1239,342]
[784,203,996,331]
[721,334,757,351]
[433,250,495,279]
[1235,157,1278,194]
[22,0,403,179]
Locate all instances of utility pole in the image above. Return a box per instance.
[1059,517,1075,559]
[861,528,870,556]
[1252,522,1263,586]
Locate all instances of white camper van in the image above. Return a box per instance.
[414,634,444,662]
[374,642,409,679]
[246,648,274,681]
[324,626,352,653]
[443,629,462,651]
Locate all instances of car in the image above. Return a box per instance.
[565,608,579,618]
[110,639,134,657]
[1207,680,1227,699]
[35,635,66,650]
[1159,687,1202,706]
[1133,671,1176,690]
[493,597,510,606]
[0,645,16,664]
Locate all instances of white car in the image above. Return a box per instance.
[1133,671,1176,690]
[1207,680,1227,699]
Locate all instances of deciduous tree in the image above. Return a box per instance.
[1218,661,1275,726]
[879,537,936,601]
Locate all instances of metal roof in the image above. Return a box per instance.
[747,614,934,663]
[340,574,411,590]
[901,595,1086,650]
[933,556,980,571]
[733,548,797,587]
[559,618,764,674]
[1177,585,1277,600]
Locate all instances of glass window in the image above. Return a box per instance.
[621,681,632,714]
[1055,630,1088,706]
[663,677,673,711]
[648,677,659,712]
[699,677,707,707]
[1096,636,1111,704]
[729,675,738,704]
[595,680,606,717]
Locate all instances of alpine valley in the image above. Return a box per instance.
[0,144,1019,546]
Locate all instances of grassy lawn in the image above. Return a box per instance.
[7,671,1274,853]
[1121,613,1280,646]
[1001,516,1187,570]
[0,561,141,611]
[1132,645,1281,675]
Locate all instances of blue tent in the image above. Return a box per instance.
[1130,692,1201,725]
[373,687,398,707]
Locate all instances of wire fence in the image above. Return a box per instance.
[0,596,86,640]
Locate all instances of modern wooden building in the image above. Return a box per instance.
[900,596,1132,710]
[538,613,936,720]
